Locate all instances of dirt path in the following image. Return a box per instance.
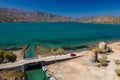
[106,60,116,80]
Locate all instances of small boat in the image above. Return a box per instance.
[42,66,47,71]
[46,71,51,78]
[49,77,55,80]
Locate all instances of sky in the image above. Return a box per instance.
[0,0,120,17]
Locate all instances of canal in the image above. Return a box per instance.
[24,43,49,80]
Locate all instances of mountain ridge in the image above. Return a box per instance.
[0,8,120,24]
[0,8,73,22]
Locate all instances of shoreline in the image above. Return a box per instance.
[46,41,120,80]
[0,40,119,54]
[1,41,120,80]
[0,40,118,50]
[0,21,120,25]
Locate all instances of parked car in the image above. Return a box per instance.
[70,53,76,57]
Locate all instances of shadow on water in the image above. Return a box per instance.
[24,43,48,80]
[24,63,42,71]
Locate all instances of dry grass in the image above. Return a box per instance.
[0,70,25,80]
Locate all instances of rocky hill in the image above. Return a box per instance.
[0,8,120,24]
[0,8,73,22]
[80,16,120,24]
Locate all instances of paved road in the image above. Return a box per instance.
[0,51,87,70]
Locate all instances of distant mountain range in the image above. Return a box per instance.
[79,16,120,24]
[0,8,74,22]
[0,8,120,24]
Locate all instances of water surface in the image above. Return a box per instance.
[24,43,48,80]
[0,22,120,48]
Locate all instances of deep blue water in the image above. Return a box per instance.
[0,22,120,48]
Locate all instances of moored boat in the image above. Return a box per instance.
[42,66,47,71]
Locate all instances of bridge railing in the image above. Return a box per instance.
[25,56,39,60]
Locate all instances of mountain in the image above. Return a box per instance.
[79,16,120,24]
[0,8,120,24]
[0,8,73,22]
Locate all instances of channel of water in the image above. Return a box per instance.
[24,42,49,80]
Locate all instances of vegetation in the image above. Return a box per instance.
[95,48,106,53]
[115,60,120,65]
[0,49,17,63]
[0,70,25,80]
[115,69,120,76]
[51,48,64,55]
[98,55,108,66]
[96,46,112,53]
[36,45,65,57]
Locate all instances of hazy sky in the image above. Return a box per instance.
[0,0,120,17]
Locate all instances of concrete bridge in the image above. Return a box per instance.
[0,51,87,70]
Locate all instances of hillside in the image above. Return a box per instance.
[0,8,73,22]
[0,8,120,24]
[80,16,120,24]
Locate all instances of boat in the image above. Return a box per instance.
[49,77,55,80]
[46,71,51,78]
[42,66,47,71]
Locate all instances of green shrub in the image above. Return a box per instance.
[0,53,4,63]
[115,60,120,65]
[0,49,17,63]
[115,69,120,76]
[99,55,108,66]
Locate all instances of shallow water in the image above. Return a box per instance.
[24,43,48,80]
[1,22,120,80]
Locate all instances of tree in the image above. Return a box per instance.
[6,52,17,62]
[4,52,17,62]
[0,49,17,63]
[0,53,4,63]
[10,54,17,62]
[0,49,4,63]
[0,49,3,53]
[4,52,11,61]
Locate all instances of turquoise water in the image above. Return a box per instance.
[0,22,120,48]
[24,43,48,80]
[1,22,120,80]
[24,43,37,58]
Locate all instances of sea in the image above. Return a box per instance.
[1,22,120,80]
[0,22,120,48]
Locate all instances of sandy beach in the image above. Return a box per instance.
[46,42,120,80]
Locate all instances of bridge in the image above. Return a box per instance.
[0,51,87,70]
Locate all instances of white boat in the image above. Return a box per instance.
[50,77,55,80]
[42,66,47,71]
[46,71,51,78]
